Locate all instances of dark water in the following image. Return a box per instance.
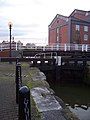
[51,84,90,120]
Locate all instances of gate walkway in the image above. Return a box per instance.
[0,63,18,120]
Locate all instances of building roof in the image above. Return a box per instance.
[49,9,90,27]
[69,9,90,17]
[69,9,90,22]
[48,14,68,27]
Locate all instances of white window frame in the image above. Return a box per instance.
[56,28,59,34]
[84,26,88,32]
[84,34,88,41]
[76,25,80,31]
[57,36,59,42]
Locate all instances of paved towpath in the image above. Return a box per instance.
[0,63,18,120]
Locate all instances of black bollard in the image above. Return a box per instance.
[16,58,19,65]
[19,86,31,120]
[16,62,22,104]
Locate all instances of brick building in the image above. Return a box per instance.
[48,9,90,47]
[0,40,23,51]
[0,40,17,50]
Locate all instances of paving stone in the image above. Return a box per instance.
[0,75,18,119]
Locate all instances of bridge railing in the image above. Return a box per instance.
[1,43,90,52]
[19,44,90,52]
[47,44,90,51]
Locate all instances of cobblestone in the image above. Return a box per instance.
[0,63,18,120]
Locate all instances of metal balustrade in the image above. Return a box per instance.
[20,44,90,52]
[0,43,90,51]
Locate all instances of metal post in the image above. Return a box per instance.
[19,86,31,120]
[16,62,22,104]
[44,53,46,59]
[8,22,12,63]
[8,22,12,57]
[82,44,84,51]
[51,52,53,59]
[43,46,45,51]
[85,45,88,52]
[57,56,61,66]
[9,25,12,57]
[64,44,67,51]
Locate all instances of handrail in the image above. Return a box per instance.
[20,44,90,51]
[0,43,90,52]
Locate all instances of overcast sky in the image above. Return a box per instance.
[0,0,90,45]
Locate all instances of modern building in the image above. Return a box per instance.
[48,9,90,47]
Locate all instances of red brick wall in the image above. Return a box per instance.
[48,11,90,46]
[48,15,68,45]
[74,13,86,20]
[49,28,56,45]
[51,18,67,28]
[73,12,90,22]
[60,25,68,44]
[80,25,84,44]
[72,23,90,44]
[0,50,9,57]
[71,11,90,44]
[88,26,90,44]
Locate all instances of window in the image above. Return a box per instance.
[84,34,88,41]
[76,25,80,31]
[57,36,59,42]
[56,28,59,34]
[57,20,59,23]
[84,26,88,32]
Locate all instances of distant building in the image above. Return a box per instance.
[17,41,23,50]
[48,9,90,46]
[0,40,23,51]
[0,40,16,50]
[26,43,35,49]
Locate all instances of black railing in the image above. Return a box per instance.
[15,61,31,120]
[16,62,22,104]
[19,86,31,120]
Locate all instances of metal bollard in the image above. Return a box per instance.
[19,86,31,120]
[16,58,19,64]
[16,62,22,104]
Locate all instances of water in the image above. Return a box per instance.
[51,84,90,120]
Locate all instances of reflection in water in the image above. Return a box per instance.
[51,84,90,120]
[69,106,90,120]
[66,104,89,110]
